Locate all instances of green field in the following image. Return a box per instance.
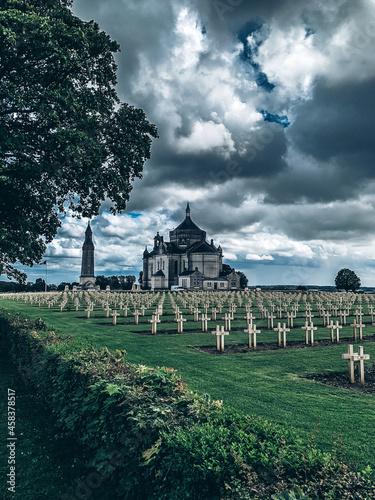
[1,291,375,475]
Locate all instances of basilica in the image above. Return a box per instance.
[142,204,240,291]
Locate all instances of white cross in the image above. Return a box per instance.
[342,344,358,384]
[112,310,119,325]
[222,313,231,331]
[134,309,140,325]
[175,315,186,333]
[149,314,161,335]
[201,313,210,332]
[301,321,317,346]
[352,346,370,386]
[211,325,229,352]
[244,324,261,349]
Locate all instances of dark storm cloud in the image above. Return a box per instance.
[137,121,288,190]
[72,0,177,104]
[290,77,375,177]
[262,202,375,242]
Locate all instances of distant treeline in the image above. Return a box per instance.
[0,275,137,293]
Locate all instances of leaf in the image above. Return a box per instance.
[142,438,162,466]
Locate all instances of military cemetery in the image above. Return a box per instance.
[3,0,375,498]
[2,217,375,498]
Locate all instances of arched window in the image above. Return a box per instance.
[174,260,178,275]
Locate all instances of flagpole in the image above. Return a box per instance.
[45,260,48,292]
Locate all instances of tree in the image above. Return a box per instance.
[57,281,71,291]
[335,268,361,292]
[95,275,136,290]
[0,0,158,282]
[139,271,143,285]
[237,271,248,289]
[220,264,233,277]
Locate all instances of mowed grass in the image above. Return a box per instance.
[1,295,375,474]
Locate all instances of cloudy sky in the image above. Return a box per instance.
[20,0,375,286]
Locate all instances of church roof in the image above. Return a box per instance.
[203,276,228,282]
[153,270,165,277]
[179,270,195,276]
[174,216,202,232]
[188,241,219,254]
[166,242,185,254]
[147,242,185,257]
[172,202,204,233]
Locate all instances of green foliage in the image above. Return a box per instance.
[1,308,375,499]
[237,271,248,289]
[0,0,158,282]
[334,268,361,292]
[221,264,234,276]
[271,488,310,499]
[220,264,248,289]
[95,274,136,290]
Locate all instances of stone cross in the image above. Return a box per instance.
[353,346,370,385]
[175,315,186,333]
[332,321,342,343]
[273,322,284,347]
[342,344,358,384]
[193,308,200,322]
[154,310,161,321]
[112,310,119,326]
[134,309,140,325]
[368,305,374,324]
[85,306,91,319]
[356,320,366,341]
[322,311,330,326]
[326,320,339,343]
[222,313,231,331]
[244,324,261,349]
[201,313,210,332]
[211,307,217,321]
[355,306,363,323]
[149,314,161,335]
[123,305,128,317]
[244,312,255,327]
[350,319,359,341]
[301,321,317,346]
[286,311,294,328]
[211,325,229,352]
[267,312,275,329]
[304,310,314,323]
[105,305,111,318]
[338,310,348,325]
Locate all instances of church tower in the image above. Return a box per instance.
[79,222,96,289]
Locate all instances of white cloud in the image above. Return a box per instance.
[176,120,235,155]
[246,254,274,261]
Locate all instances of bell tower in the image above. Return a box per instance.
[79,222,96,288]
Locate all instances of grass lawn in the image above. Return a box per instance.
[1,294,375,476]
